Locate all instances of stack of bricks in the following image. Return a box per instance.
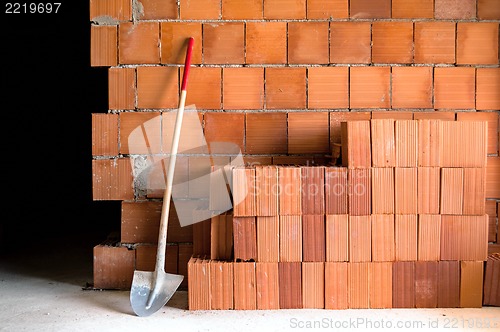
[89,0,499,292]
[187,119,490,309]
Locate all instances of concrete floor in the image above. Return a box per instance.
[1,237,498,332]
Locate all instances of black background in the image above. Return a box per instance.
[1,1,120,252]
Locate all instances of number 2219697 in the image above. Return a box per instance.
[5,3,61,14]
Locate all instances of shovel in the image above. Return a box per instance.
[130,37,194,317]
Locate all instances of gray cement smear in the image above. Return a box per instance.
[128,109,246,227]
[92,15,119,25]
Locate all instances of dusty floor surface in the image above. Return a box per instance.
[1,237,499,332]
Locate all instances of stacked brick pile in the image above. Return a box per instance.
[188,119,490,309]
[89,0,499,294]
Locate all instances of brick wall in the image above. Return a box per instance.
[90,0,499,289]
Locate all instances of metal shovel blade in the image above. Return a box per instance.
[130,270,184,317]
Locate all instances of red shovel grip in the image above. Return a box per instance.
[181,37,194,91]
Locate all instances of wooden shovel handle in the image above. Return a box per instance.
[155,37,194,272]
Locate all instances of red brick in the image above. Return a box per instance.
[302,215,326,262]
[457,23,499,65]
[187,257,210,309]
[341,121,372,169]
[478,0,500,19]
[372,22,413,64]
[90,0,132,21]
[119,22,160,65]
[147,156,189,198]
[278,168,302,215]
[108,67,135,110]
[371,168,395,214]
[392,67,433,109]
[160,23,202,65]
[205,113,244,154]
[435,0,476,19]
[264,0,306,19]
[350,0,391,18]
[417,167,440,214]
[121,201,193,243]
[369,262,393,308]
[246,113,287,154]
[414,22,455,64]
[265,68,306,109]
[180,0,220,19]
[233,217,257,261]
[222,0,262,19]
[395,168,418,214]
[413,112,455,121]
[434,67,475,110]
[246,22,287,64]
[395,120,419,167]
[371,111,413,120]
[161,112,205,155]
[279,262,303,308]
[307,0,348,19]
[415,261,438,308]
[274,156,315,167]
[203,23,245,64]
[371,119,395,167]
[486,157,500,198]
[392,0,433,18]
[302,262,325,308]
[308,67,348,109]
[185,67,221,109]
[350,67,391,109]
[460,261,484,308]
[92,158,134,200]
[210,260,234,309]
[288,112,330,154]
[348,262,370,308]
[136,0,177,19]
[438,261,460,308]
[280,216,303,262]
[416,115,445,172]
[330,112,371,145]
[257,216,279,262]
[457,111,499,154]
[189,157,228,199]
[330,22,371,64]
[393,261,415,308]
[325,214,349,260]
[325,262,348,309]
[135,245,178,274]
[417,215,441,261]
[302,167,325,215]
[119,112,161,154]
[92,113,119,156]
[486,200,498,242]
[256,263,279,309]
[288,22,329,64]
[223,68,264,110]
[439,121,488,168]
[371,214,395,262]
[178,244,193,289]
[241,156,273,167]
[93,245,135,289]
[349,216,372,262]
[395,214,418,261]
[210,212,233,260]
[477,68,500,111]
[136,66,178,109]
[90,25,117,67]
